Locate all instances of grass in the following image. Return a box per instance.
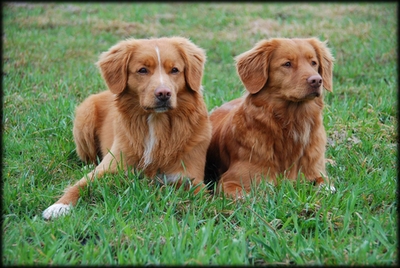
[2,2,397,265]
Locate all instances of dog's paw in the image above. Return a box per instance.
[318,183,336,194]
[42,204,72,220]
[315,176,336,194]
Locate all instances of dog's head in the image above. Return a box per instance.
[97,37,206,112]
[235,38,334,102]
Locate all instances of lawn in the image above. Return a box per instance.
[2,2,397,265]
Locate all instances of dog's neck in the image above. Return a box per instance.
[247,89,323,108]
[244,92,324,127]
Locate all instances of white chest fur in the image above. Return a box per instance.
[142,114,156,168]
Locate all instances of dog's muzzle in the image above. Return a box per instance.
[153,86,172,112]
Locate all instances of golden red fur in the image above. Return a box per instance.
[205,37,335,198]
[43,37,211,219]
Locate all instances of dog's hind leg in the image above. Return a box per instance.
[73,96,102,164]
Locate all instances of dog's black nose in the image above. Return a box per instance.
[307,75,322,88]
[155,87,171,101]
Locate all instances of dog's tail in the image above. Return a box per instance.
[73,95,102,165]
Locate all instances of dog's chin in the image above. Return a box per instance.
[303,91,321,100]
[289,91,321,102]
[154,107,172,113]
[285,95,319,103]
[144,106,173,113]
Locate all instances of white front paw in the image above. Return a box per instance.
[42,204,72,220]
[328,185,337,193]
[319,183,337,194]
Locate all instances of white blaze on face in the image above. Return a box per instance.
[155,46,164,85]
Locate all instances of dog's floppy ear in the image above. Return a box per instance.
[97,39,135,94]
[235,39,277,94]
[173,37,206,92]
[308,38,335,92]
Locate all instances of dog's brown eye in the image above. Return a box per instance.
[283,62,291,67]
[138,68,148,74]
[311,61,317,66]
[171,67,179,74]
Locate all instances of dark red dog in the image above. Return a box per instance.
[205,37,336,198]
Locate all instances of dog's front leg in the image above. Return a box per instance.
[177,139,212,194]
[42,151,122,220]
[300,152,336,193]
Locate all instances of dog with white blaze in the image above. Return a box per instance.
[42,37,211,220]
